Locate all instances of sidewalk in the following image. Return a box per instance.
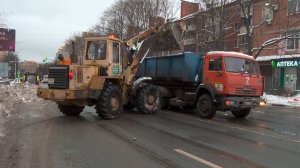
[262,93,300,107]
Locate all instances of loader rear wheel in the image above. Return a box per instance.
[58,105,84,116]
[231,108,251,118]
[136,84,161,114]
[96,83,123,120]
[196,94,216,119]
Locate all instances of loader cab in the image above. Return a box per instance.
[83,36,122,76]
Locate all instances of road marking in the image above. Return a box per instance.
[174,149,223,168]
[165,111,300,143]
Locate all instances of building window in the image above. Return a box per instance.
[209,57,222,71]
[238,34,248,46]
[263,3,273,21]
[234,23,240,33]
[223,42,228,50]
[185,31,196,39]
[288,0,300,15]
[286,30,300,50]
[234,40,239,48]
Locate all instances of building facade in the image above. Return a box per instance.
[179,0,300,94]
[19,61,37,73]
[253,0,300,94]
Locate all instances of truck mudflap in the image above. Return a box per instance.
[221,97,265,111]
[37,87,88,101]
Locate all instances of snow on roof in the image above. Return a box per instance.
[206,51,253,58]
[256,54,300,61]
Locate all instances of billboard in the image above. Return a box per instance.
[0,62,8,78]
[0,28,16,52]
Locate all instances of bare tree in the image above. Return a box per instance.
[192,0,238,52]
[0,13,6,28]
[91,0,178,39]
[237,0,300,58]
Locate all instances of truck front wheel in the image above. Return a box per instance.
[58,105,84,116]
[196,94,216,119]
[231,108,251,118]
[136,84,161,114]
[96,84,123,120]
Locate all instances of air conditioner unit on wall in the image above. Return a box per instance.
[272,4,279,11]
[266,20,272,25]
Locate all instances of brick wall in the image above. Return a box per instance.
[181,1,199,18]
[252,0,300,56]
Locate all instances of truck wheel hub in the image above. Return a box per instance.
[199,100,209,112]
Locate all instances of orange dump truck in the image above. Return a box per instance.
[136,51,265,119]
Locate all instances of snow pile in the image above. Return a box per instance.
[263,93,300,107]
[0,83,48,137]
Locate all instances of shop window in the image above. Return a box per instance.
[297,68,300,90]
[288,0,300,15]
[286,30,300,50]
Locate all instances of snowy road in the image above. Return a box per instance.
[0,102,299,168]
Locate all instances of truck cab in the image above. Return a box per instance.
[200,51,264,117]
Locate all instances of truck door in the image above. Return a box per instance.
[204,57,225,93]
[111,42,121,75]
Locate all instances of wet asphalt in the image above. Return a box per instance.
[0,103,299,168]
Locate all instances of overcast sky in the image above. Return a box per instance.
[1,0,115,62]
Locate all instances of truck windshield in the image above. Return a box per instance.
[87,40,107,60]
[224,57,260,75]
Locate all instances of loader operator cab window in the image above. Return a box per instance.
[113,42,120,63]
[87,40,107,60]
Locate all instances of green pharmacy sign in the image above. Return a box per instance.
[112,66,119,75]
[272,60,300,68]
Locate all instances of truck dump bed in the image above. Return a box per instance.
[137,52,203,84]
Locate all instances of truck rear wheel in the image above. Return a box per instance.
[58,105,84,116]
[96,83,123,120]
[196,94,216,119]
[136,84,161,114]
[231,108,251,118]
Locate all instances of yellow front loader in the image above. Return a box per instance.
[37,22,185,119]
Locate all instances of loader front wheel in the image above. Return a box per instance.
[96,83,123,120]
[58,105,84,116]
[136,84,161,114]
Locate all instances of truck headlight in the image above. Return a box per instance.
[259,101,266,106]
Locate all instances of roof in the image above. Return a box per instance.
[206,51,254,59]
[256,54,300,61]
